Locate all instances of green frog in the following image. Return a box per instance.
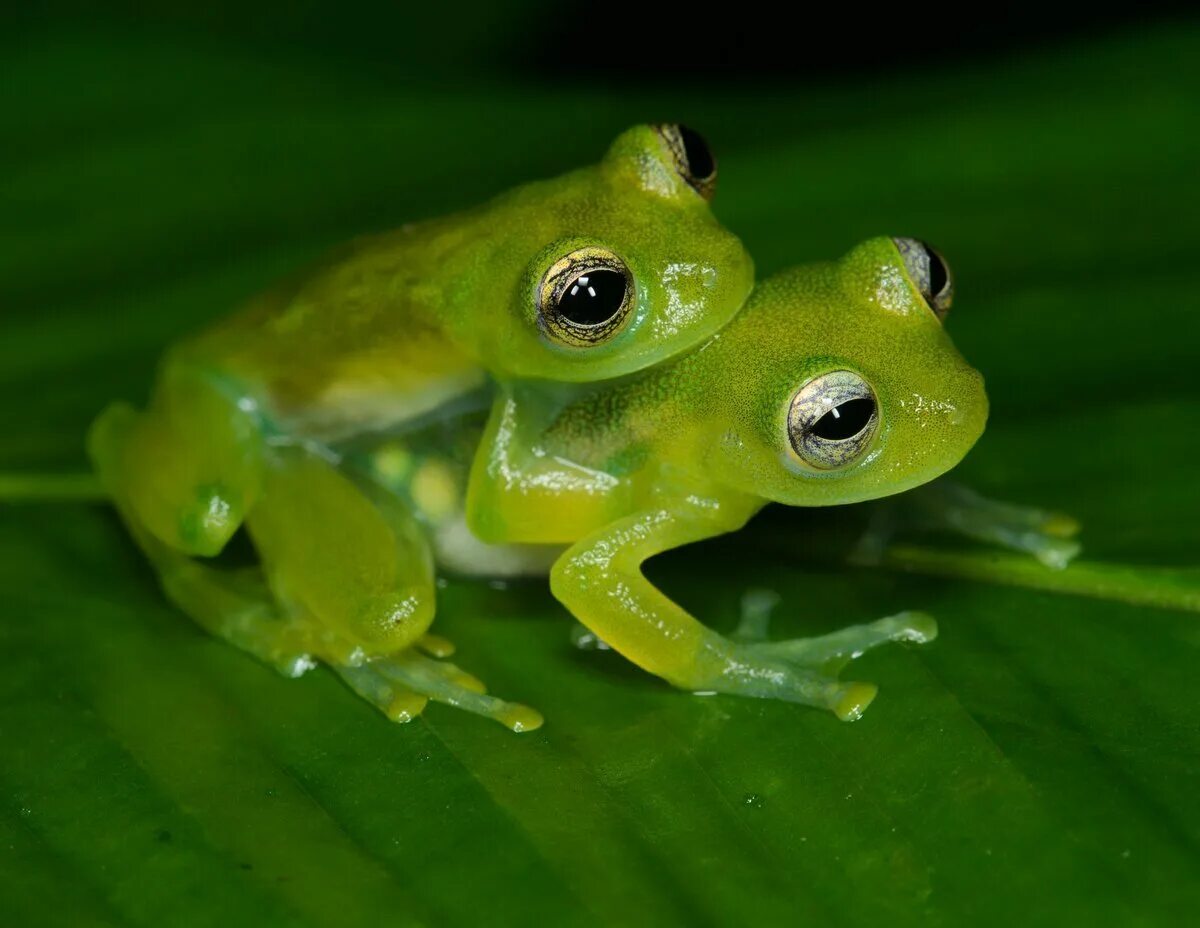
[91,235,1005,729]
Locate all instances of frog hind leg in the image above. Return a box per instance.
[88,368,264,559]
[114,520,535,731]
[242,444,440,662]
[89,401,317,672]
[853,478,1082,570]
[157,545,540,731]
[138,535,439,724]
[348,652,544,732]
[165,552,544,731]
[244,446,544,730]
[121,530,536,731]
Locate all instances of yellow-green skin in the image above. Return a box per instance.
[486,237,987,532]
[359,237,986,721]
[179,124,751,440]
[98,124,751,563]
[88,125,752,729]
[460,237,988,719]
[89,229,985,728]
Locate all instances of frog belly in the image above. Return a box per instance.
[283,366,489,445]
[363,420,562,579]
[432,514,563,578]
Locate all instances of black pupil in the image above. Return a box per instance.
[812,398,875,440]
[922,241,948,296]
[678,125,714,179]
[557,269,626,326]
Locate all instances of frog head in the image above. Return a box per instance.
[704,237,988,505]
[441,124,754,382]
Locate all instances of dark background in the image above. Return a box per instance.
[6,1,1196,81]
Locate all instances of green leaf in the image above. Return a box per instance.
[3,15,1200,927]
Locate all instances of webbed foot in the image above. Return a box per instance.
[699,611,937,721]
[340,648,544,733]
[854,480,1082,570]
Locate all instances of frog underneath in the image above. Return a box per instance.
[94,236,992,728]
[381,237,991,723]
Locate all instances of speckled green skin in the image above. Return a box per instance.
[362,237,984,715]
[465,237,988,544]
[89,234,988,726]
[88,121,753,603]
[529,239,986,718]
[541,237,987,513]
[441,239,989,720]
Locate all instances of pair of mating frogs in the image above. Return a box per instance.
[92,125,1077,731]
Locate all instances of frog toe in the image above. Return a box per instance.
[700,611,937,719]
[1042,511,1082,539]
[335,663,429,723]
[372,651,543,732]
[830,681,878,722]
[747,610,938,666]
[1033,537,1083,570]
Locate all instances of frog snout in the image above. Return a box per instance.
[955,366,989,447]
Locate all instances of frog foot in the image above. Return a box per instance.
[706,611,937,721]
[853,482,1083,571]
[337,650,544,733]
[939,495,1082,569]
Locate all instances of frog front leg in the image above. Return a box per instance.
[853,478,1081,569]
[550,501,936,721]
[466,389,633,544]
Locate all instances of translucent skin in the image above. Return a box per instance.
[89,235,986,730]
[87,126,752,730]
[467,238,989,542]
[534,237,989,516]
[468,238,989,720]
[177,124,754,441]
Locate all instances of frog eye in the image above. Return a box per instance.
[893,237,953,320]
[655,124,717,201]
[538,247,635,347]
[787,370,879,470]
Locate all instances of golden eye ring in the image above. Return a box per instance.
[537,247,635,348]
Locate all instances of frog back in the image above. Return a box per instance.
[175,213,491,443]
